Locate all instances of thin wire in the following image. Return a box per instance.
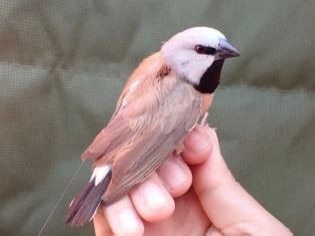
[38,161,85,236]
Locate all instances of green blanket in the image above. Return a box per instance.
[1,1,314,235]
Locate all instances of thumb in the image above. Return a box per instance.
[188,127,292,235]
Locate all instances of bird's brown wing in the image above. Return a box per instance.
[100,77,203,204]
[81,53,203,205]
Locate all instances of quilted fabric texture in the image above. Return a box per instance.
[0,1,314,235]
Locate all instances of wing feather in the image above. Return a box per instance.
[81,115,132,160]
[81,53,203,205]
[101,81,202,204]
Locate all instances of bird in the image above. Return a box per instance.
[66,26,240,226]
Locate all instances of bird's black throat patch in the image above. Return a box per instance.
[194,59,224,94]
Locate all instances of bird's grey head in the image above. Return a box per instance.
[161,27,239,93]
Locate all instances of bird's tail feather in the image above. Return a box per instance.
[66,170,112,226]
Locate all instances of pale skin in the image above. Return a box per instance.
[93,126,293,236]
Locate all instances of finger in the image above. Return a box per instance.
[192,127,292,235]
[157,154,192,197]
[93,209,113,236]
[104,196,144,236]
[130,172,175,223]
[181,125,213,165]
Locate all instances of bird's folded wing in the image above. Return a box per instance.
[101,81,203,204]
[81,59,203,204]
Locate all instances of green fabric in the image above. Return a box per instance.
[1,1,314,235]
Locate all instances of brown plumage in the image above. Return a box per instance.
[86,53,204,202]
[66,27,239,226]
[66,53,203,226]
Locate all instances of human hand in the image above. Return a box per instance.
[93,126,293,236]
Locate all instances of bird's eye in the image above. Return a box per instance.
[194,45,216,55]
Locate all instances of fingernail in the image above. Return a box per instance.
[142,182,169,210]
[118,208,141,234]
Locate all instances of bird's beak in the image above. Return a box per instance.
[215,39,240,60]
